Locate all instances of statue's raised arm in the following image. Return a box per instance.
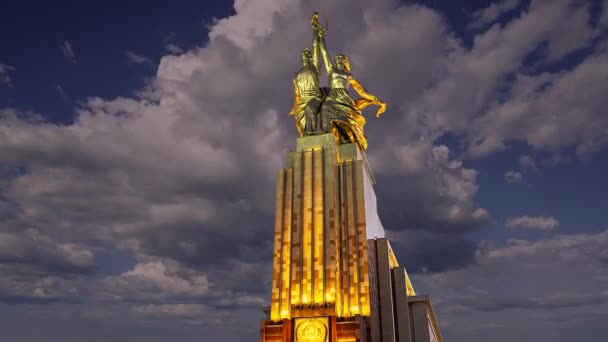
[314,16,333,76]
[314,14,387,151]
[311,12,321,71]
[288,13,326,136]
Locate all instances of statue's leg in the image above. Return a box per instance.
[296,112,306,136]
[320,101,333,133]
[304,99,321,135]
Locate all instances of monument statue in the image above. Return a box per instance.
[262,12,443,342]
[288,14,325,136]
[289,12,387,150]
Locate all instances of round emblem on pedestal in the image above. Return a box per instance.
[295,318,328,342]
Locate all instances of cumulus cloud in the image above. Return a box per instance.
[376,142,490,233]
[415,230,608,340]
[505,215,559,231]
[407,0,600,158]
[0,229,93,305]
[0,2,487,335]
[101,261,210,301]
[0,229,95,273]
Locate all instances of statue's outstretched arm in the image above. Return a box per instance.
[349,76,387,117]
[349,77,377,101]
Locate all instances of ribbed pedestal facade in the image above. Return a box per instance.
[261,134,442,342]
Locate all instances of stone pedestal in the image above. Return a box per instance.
[260,134,442,342]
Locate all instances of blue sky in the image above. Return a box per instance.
[0,0,234,123]
[1,0,608,341]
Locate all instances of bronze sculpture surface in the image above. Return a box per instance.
[288,14,325,136]
[289,13,387,151]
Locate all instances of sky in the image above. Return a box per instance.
[0,0,607,341]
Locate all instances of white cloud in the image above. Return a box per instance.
[471,0,521,27]
[125,50,152,64]
[504,170,523,183]
[60,41,76,63]
[103,261,210,299]
[519,155,538,171]
[408,0,598,158]
[472,46,608,158]
[209,0,296,50]
[505,215,559,231]
[165,44,183,54]
[375,141,490,232]
[0,63,16,86]
[56,84,66,97]
[415,230,608,340]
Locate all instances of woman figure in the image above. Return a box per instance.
[316,22,386,151]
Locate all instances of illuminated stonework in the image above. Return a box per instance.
[260,11,442,341]
[261,135,442,342]
[270,135,373,321]
[295,318,329,342]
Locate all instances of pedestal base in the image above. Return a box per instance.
[260,316,368,342]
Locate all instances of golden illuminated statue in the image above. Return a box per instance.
[288,14,325,136]
[262,12,444,342]
[315,16,387,150]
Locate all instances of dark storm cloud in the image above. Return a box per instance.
[416,230,608,310]
[411,230,608,340]
[0,230,96,274]
[0,264,86,305]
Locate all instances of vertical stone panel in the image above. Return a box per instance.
[411,302,431,342]
[377,239,397,342]
[345,161,359,316]
[324,147,340,311]
[392,267,412,342]
[353,161,370,316]
[302,151,313,304]
[290,152,303,305]
[312,149,324,304]
[270,170,285,321]
[367,240,381,342]
[338,163,349,316]
[280,169,293,318]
